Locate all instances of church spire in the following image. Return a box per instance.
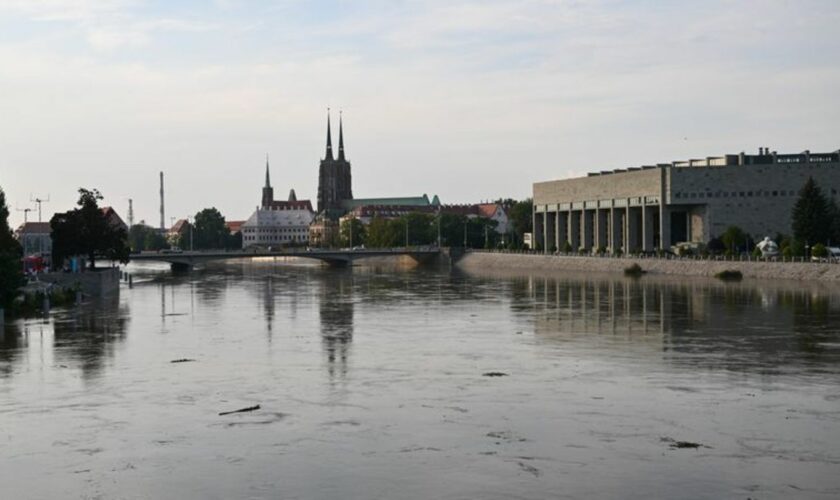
[338,110,345,161]
[264,153,271,187]
[325,108,334,161]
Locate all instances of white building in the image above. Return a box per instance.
[242,157,315,248]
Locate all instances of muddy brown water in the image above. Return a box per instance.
[2,260,839,499]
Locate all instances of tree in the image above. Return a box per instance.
[366,216,400,248]
[792,177,830,245]
[0,187,25,309]
[51,189,129,269]
[721,226,747,253]
[508,198,533,246]
[193,208,227,250]
[340,217,366,247]
[129,224,167,252]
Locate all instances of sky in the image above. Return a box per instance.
[2,0,840,228]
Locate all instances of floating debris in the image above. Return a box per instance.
[624,263,645,277]
[483,372,508,377]
[715,270,743,281]
[219,404,261,416]
[661,436,709,449]
[170,358,196,363]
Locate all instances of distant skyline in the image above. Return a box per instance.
[2,0,840,227]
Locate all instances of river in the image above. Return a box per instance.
[2,259,839,499]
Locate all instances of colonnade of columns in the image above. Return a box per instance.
[534,203,667,254]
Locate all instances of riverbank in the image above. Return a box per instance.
[455,250,840,281]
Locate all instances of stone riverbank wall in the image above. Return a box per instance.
[37,268,121,296]
[455,251,840,282]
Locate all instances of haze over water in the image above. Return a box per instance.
[2,261,839,499]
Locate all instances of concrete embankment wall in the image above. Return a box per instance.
[38,268,121,296]
[455,252,840,282]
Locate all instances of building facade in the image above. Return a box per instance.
[243,157,315,248]
[15,222,52,257]
[532,148,840,253]
[317,112,353,216]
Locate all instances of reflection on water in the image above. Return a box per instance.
[1,261,839,499]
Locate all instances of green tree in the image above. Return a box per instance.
[193,208,227,249]
[792,177,830,245]
[0,187,25,310]
[129,224,167,252]
[403,212,435,246]
[365,217,400,248]
[721,225,747,253]
[51,189,129,269]
[508,198,533,247]
[340,217,366,247]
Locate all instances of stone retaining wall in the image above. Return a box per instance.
[37,268,121,296]
[455,252,840,281]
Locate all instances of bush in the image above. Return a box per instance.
[812,243,828,258]
[562,241,572,253]
[751,247,762,258]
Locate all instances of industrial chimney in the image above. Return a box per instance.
[159,172,165,232]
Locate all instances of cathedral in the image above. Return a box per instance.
[317,111,353,217]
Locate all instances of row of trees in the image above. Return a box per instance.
[338,213,504,249]
[128,207,242,252]
[1,187,25,311]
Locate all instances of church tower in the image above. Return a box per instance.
[317,110,353,215]
[261,154,274,209]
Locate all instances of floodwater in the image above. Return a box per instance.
[2,259,839,499]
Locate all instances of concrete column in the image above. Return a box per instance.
[623,202,630,253]
[554,208,561,251]
[660,205,671,250]
[569,211,581,250]
[558,211,568,250]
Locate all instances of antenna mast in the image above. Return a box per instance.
[16,207,33,224]
[30,194,50,222]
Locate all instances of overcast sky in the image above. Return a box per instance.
[2,0,839,228]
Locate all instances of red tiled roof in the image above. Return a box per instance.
[169,219,190,234]
[225,220,244,233]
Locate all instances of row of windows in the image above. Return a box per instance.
[674,189,804,199]
[243,227,307,234]
[243,235,305,242]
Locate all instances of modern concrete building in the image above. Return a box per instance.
[533,148,840,253]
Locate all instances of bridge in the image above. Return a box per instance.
[130,247,444,271]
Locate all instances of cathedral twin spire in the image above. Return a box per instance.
[324,109,346,162]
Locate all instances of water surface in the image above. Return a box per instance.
[2,260,839,499]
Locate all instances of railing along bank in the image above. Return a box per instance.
[465,248,839,264]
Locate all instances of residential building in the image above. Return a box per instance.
[15,222,52,257]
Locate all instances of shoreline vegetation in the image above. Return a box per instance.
[454,250,840,282]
